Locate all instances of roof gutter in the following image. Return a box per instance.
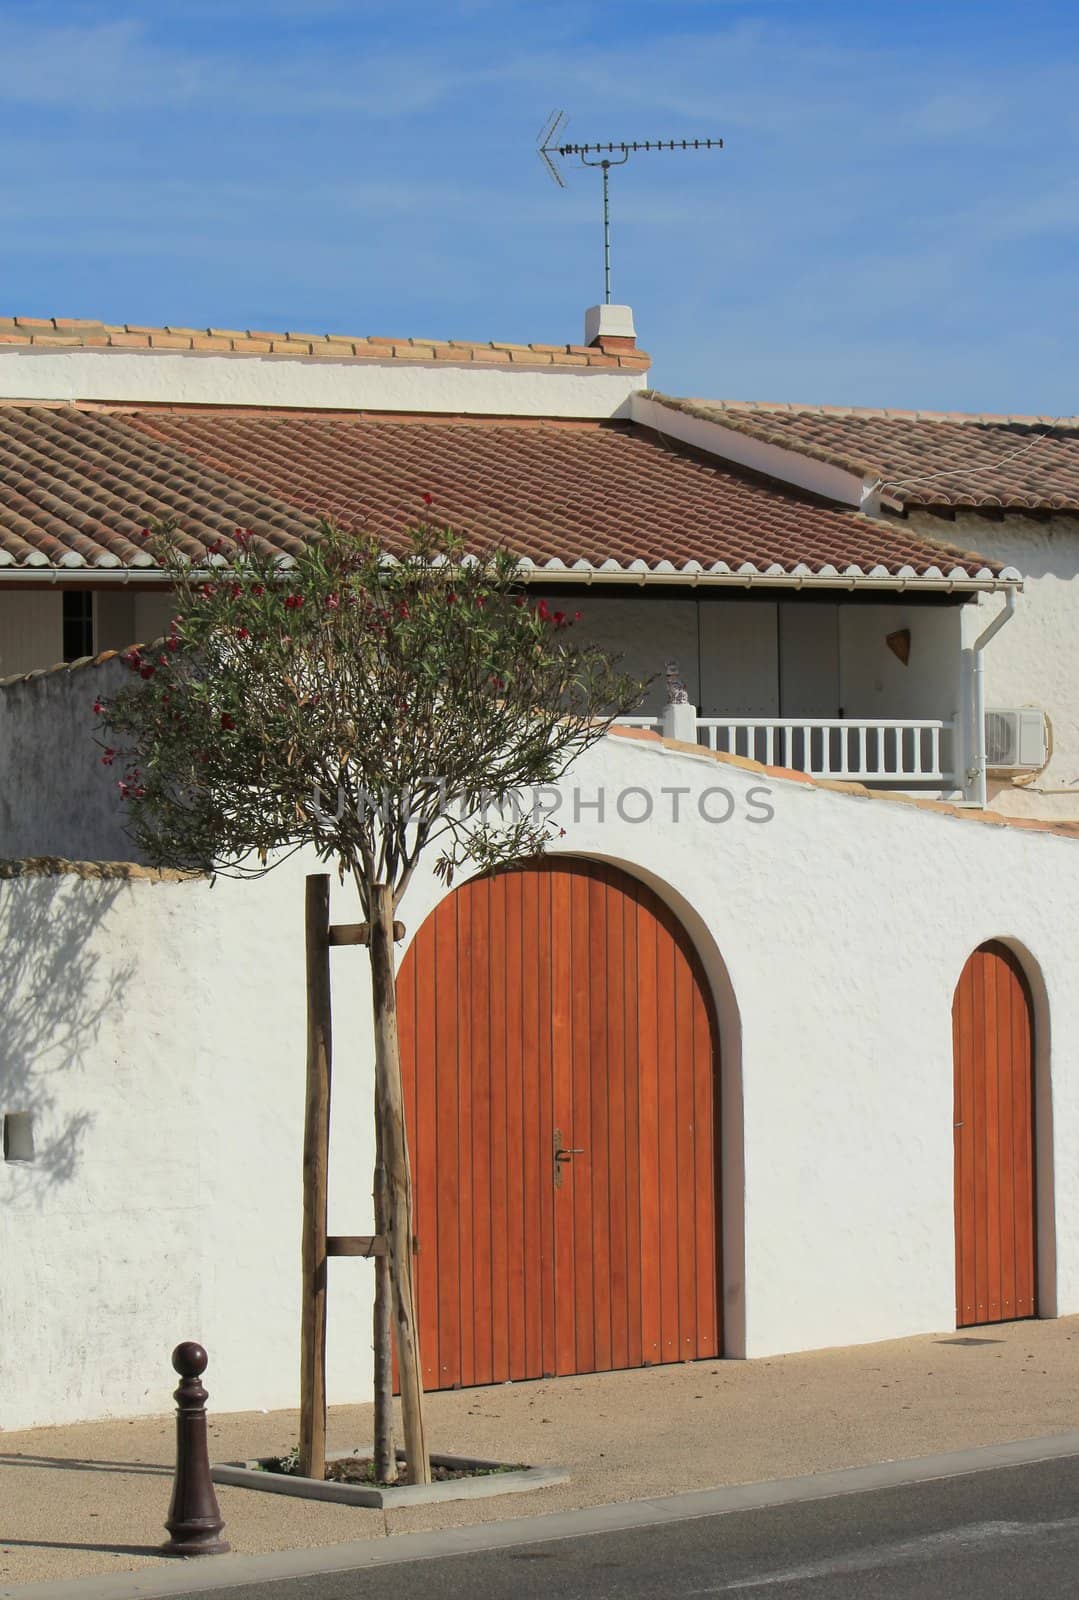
[0,566,1021,594]
[524,570,1018,595]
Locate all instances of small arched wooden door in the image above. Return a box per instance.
[952,941,1037,1328]
[397,858,722,1389]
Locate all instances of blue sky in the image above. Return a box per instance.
[2,0,1077,411]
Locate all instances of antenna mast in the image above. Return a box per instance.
[538,111,723,304]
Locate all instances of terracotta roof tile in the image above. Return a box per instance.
[0,405,1004,580]
[651,393,1079,512]
[0,316,650,372]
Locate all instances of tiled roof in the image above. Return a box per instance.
[0,316,649,371]
[652,394,1079,512]
[0,404,1006,582]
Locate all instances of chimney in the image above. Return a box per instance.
[584,304,637,354]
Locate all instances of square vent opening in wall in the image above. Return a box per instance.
[986,709,1047,772]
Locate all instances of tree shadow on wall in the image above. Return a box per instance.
[0,870,135,1199]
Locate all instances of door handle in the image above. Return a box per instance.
[553,1130,585,1187]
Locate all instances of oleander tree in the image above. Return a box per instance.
[97,511,645,1485]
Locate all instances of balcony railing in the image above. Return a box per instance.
[617,715,957,787]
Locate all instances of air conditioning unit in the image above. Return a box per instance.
[985,708,1047,771]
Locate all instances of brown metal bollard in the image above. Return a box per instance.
[161,1342,230,1557]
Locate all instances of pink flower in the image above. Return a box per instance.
[553,610,566,628]
[101,748,116,767]
[252,584,265,598]
[325,593,340,611]
[121,649,142,672]
[166,636,180,652]
[398,602,410,619]
[285,594,304,610]
[475,594,487,608]
[574,610,582,622]
[92,699,104,715]
[236,626,250,641]
[229,583,243,600]
[220,712,236,731]
[139,664,155,680]
[446,591,458,605]
[536,599,550,622]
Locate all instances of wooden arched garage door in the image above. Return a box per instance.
[953,941,1037,1328]
[397,857,722,1389]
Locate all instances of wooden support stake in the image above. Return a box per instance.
[299,875,332,1483]
[328,921,405,946]
[326,1235,385,1257]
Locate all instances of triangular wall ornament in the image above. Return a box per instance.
[886,628,911,666]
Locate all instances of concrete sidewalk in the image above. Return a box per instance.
[2,1317,1078,1590]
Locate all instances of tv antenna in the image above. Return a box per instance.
[538,110,723,304]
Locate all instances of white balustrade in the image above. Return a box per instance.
[615,715,955,786]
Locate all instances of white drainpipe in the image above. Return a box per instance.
[969,586,1018,807]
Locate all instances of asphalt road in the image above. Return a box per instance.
[168,1452,1079,1599]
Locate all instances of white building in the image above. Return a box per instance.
[2,312,1079,1430]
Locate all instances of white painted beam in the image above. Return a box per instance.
[631,392,872,508]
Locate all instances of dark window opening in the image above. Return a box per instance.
[62,592,94,661]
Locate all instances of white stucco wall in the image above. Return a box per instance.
[837,602,963,724]
[4,735,1079,1428]
[0,591,63,679]
[0,349,644,419]
[0,855,373,1432]
[907,511,1079,819]
[0,591,158,682]
[0,656,137,862]
[133,592,178,645]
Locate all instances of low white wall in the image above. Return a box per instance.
[0,656,137,863]
[0,856,373,1431]
[4,735,1079,1428]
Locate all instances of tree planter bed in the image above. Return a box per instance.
[211,1449,569,1509]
